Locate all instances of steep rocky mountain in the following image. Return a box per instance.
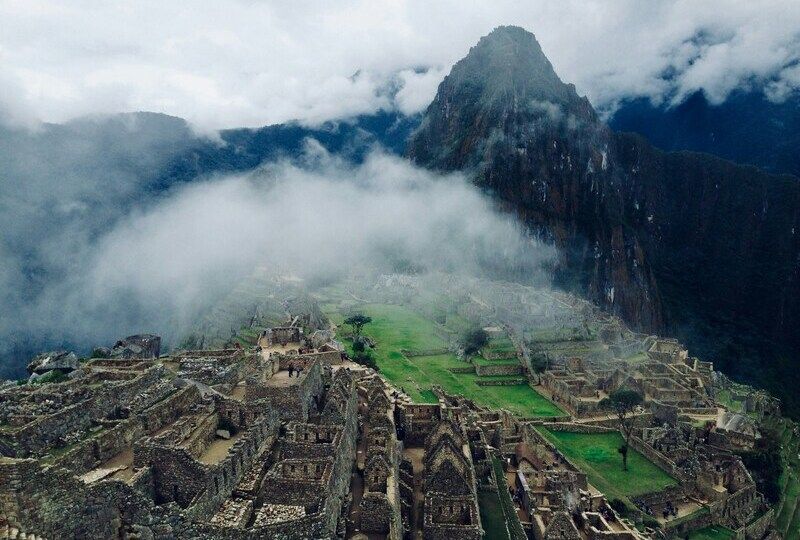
[610,89,800,177]
[408,26,800,416]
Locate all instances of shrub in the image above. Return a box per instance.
[609,498,628,516]
[642,516,661,529]
[31,370,68,385]
[462,327,488,356]
[353,351,378,371]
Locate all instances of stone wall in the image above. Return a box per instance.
[1,366,169,457]
[543,423,615,434]
[134,409,278,515]
[627,435,684,482]
[246,360,323,421]
[475,378,526,386]
[274,350,341,368]
[449,366,477,374]
[360,492,394,534]
[0,455,174,539]
[402,348,450,357]
[396,403,441,446]
[475,363,523,377]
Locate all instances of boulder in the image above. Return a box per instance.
[27,350,79,375]
[216,429,231,440]
[110,334,161,359]
[91,346,111,358]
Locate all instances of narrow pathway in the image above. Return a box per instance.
[402,446,425,540]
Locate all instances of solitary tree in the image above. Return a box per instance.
[530,353,549,385]
[344,313,372,338]
[599,388,643,471]
[462,327,489,356]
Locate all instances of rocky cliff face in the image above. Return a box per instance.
[408,26,800,415]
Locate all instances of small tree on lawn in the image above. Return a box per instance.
[599,388,643,471]
[531,353,549,385]
[462,327,489,356]
[344,313,372,338]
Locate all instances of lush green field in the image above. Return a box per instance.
[473,355,519,366]
[482,336,517,356]
[478,490,511,540]
[767,415,800,539]
[538,429,677,501]
[492,457,527,540]
[331,303,564,417]
[689,525,735,540]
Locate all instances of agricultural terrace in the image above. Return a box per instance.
[328,303,564,418]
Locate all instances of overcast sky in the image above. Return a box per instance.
[1,0,799,131]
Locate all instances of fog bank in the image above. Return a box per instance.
[0,143,555,376]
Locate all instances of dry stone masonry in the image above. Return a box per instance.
[0,284,786,540]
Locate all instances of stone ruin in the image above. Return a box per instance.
[0,316,370,539]
[110,334,162,359]
[0,302,784,540]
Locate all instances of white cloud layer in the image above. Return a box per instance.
[0,145,555,370]
[1,0,799,129]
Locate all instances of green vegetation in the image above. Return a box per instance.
[462,327,489,355]
[492,457,527,540]
[538,429,677,503]
[31,370,68,385]
[764,415,800,539]
[482,336,516,356]
[715,389,744,414]
[332,303,564,417]
[473,355,519,367]
[688,525,735,540]
[478,490,511,540]
[599,388,644,470]
[344,313,372,337]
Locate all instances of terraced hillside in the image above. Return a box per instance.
[323,300,565,418]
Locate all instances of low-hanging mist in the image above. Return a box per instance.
[0,142,556,378]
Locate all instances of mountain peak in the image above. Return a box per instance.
[407,26,596,169]
[445,25,592,116]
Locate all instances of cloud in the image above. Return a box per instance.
[0,140,555,376]
[1,1,799,130]
[394,68,448,116]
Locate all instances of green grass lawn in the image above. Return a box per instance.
[492,457,527,540]
[482,336,517,356]
[689,525,735,540]
[538,429,677,502]
[768,415,800,539]
[334,303,564,417]
[478,490,511,540]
